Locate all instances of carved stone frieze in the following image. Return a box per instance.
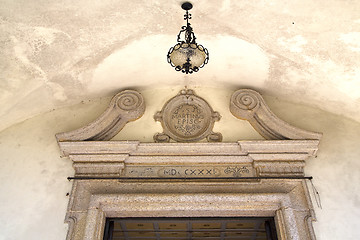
[230,89,322,140]
[58,140,320,180]
[56,90,145,141]
[154,89,222,142]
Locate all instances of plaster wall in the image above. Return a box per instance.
[0,88,359,240]
[1,0,360,132]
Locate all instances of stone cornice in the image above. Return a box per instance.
[58,140,319,157]
[59,140,319,178]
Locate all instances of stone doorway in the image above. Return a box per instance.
[103,217,278,240]
[56,89,321,240]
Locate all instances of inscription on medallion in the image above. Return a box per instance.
[154,89,222,142]
[171,104,207,137]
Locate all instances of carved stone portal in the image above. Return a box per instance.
[56,88,322,240]
[154,89,222,142]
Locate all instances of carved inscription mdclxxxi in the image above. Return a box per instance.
[123,165,254,178]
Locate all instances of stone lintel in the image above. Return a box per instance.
[61,140,319,178]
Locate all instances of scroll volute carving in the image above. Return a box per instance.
[230,89,322,140]
[56,90,145,142]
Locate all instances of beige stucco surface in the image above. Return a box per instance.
[1,0,360,238]
[0,88,359,239]
[1,0,360,133]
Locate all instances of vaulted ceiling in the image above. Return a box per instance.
[1,0,360,131]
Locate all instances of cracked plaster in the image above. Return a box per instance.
[1,0,360,132]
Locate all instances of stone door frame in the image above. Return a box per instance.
[77,182,315,240]
[56,89,321,240]
[61,140,319,240]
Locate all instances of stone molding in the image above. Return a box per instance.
[56,90,145,141]
[65,179,316,240]
[58,140,320,157]
[60,142,320,240]
[58,140,319,178]
[230,89,322,140]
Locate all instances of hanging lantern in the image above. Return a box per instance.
[167,2,209,74]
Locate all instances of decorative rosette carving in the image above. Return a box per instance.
[230,89,260,120]
[116,91,143,111]
[233,90,260,110]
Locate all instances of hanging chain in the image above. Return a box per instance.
[177,10,197,44]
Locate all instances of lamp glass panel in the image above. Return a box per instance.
[170,43,206,68]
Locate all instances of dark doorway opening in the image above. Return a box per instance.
[103,217,278,240]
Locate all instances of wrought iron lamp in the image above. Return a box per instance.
[167,2,209,74]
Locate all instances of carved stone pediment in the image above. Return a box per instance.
[55,88,321,143]
[153,89,222,143]
[55,88,322,240]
